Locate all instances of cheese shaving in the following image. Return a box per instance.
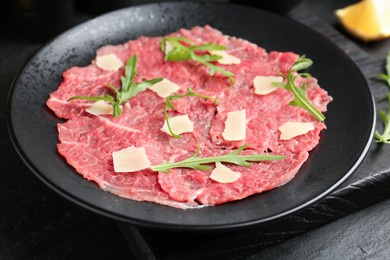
[161,114,194,136]
[148,78,180,98]
[86,100,113,116]
[96,54,123,71]
[164,41,174,55]
[253,75,283,95]
[279,122,315,140]
[222,109,246,141]
[210,162,241,183]
[210,50,241,65]
[112,146,151,172]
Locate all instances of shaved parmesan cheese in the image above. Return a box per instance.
[210,50,241,65]
[210,162,241,183]
[86,100,113,116]
[253,75,283,95]
[148,78,180,98]
[279,122,315,140]
[222,109,246,141]
[161,115,194,136]
[164,41,174,55]
[112,146,151,172]
[96,54,123,71]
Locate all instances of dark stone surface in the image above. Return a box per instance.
[247,198,390,259]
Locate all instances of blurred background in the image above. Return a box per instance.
[2,0,389,57]
[3,0,305,42]
[2,0,331,42]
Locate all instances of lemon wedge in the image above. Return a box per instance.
[335,0,390,41]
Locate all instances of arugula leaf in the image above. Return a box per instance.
[161,36,235,87]
[291,55,313,71]
[372,49,390,144]
[68,55,163,117]
[164,88,219,138]
[151,144,285,173]
[375,93,390,143]
[274,55,325,122]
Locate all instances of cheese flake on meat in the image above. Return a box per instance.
[164,41,174,55]
[148,78,180,98]
[96,54,123,71]
[161,115,194,136]
[210,162,241,183]
[86,100,113,116]
[112,146,151,172]
[222,109,246,141]
[279,122,315,140]
[210,50,241,65]
[253,75,283,95]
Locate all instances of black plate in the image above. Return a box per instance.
[7,2,375,231]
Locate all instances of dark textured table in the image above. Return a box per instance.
[1,0,390,259]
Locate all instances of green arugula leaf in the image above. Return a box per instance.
[164,88,219,138]
[373,50,390,144]
[161,36,235,87]
[68,95,115,103]
[375,93,390,143]
[151,144,285,173]
[274,55,325,122]
[68,55,163,117]
[291,55,313,71]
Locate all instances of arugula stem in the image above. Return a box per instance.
[164,88,219,138]
[373,50,390,144]
[151,144,285,173]
[375,93,390,143]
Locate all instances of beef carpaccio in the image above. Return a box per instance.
[46,25,332,209]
